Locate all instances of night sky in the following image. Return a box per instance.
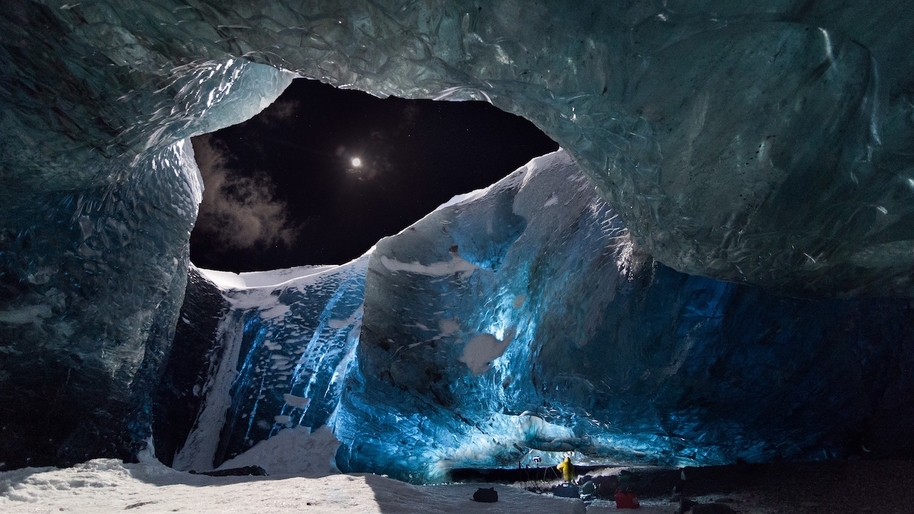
[190,79,558,272]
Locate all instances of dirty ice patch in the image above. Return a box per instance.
[0,305,52,324]
[459,331,514,375]
[432,318,461,341]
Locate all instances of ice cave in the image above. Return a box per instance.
[2,0,914,484]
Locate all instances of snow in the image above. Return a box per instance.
[437,188,490,210]
[282,393,310,409]
[5,448,914,513]
[199,264,343,290]
[379,254,478,278]
[215,426,339,475]
[0,458,587,514]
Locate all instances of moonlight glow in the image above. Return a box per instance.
[351,157,362,168]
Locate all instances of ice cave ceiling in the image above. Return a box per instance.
[2,0,914,482]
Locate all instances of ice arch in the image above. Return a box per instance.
[2,0,914,476]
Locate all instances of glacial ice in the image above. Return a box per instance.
[164,259,366,472]
[2,0,914,481]
[172,151,914,482]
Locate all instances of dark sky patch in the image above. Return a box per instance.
[190,79,558,272]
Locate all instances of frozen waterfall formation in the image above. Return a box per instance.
[2,0,914,480]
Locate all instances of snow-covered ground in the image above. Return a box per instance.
[4,442,914,514]
[0,457,588,514]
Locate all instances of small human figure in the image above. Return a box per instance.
[556,455,575,483]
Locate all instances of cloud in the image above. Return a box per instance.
[191,135,300,253]
[257,98,300,125]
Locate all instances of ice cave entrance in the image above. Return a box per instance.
[189,78,557,272]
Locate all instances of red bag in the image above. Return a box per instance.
[614,490,640,509]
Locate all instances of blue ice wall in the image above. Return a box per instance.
[329,151,914,481]
[172,152,914,483]
[2,0,914,472]
[170,261,366,472]
[153,266,229,467]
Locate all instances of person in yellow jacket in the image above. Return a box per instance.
[556,456,575,483]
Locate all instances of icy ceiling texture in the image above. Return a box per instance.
[1,0,913,481]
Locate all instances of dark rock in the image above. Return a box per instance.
[580,480,597,501]
[592,475,620,498]
[553,483,580,498]
[189,465,267,477]
[472,487,498,502]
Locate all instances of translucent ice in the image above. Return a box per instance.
[171,260,366,472]
[6,0,913,295]
[331,151,914,481]
[176,152,914,482]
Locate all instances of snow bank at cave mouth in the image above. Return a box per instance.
[214,425,340,476]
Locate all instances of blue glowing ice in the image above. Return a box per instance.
[333,151,914,481]
[177,151,914,482]
[171,261,366,472]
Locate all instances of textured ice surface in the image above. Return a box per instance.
[171,259,366,472]
[333,151,914,481]
[152,266,229,467]
[175,152,914,482]
[3,0,914,474]
[4,0,913,296]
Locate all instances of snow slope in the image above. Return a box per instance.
[0,456,586,513]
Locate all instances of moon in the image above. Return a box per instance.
[351,157,362,168]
